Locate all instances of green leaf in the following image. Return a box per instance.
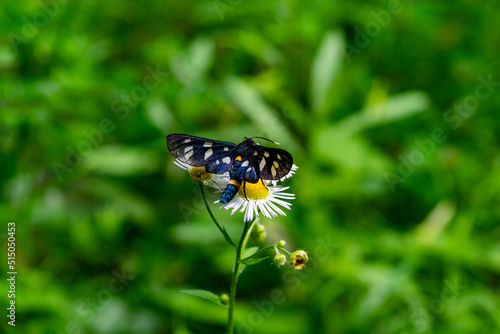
[82,146,160,176]
[357,91,430,128]
[242,246,259,258]
[241,256,269,265]
[241,245,275,261]
[144,96,173,133]
[170,37,214,85]
[312,126,392,170]
[223,77,298,151]
[180,289,228,308]
[310,31,344,113]
[240,247,269,266]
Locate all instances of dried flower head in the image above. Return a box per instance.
[290,250,308,270]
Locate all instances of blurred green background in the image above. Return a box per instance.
[1,0,500,333]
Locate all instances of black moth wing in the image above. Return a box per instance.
[251,145,293,181]
[166,134,237,173]
[234,158,259,183]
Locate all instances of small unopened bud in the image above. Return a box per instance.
[250,222,266,243]
[274,253,287,266]
[277,240,286,247]
[290,250,308,270]
[220,293,229,306]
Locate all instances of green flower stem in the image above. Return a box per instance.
[198,183,236,248]
[277,246,292,257]
[228,217,256,334]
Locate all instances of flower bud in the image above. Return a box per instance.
[274,253,287,266]
[290,250,308,270]
[220,293,229,306]
[277,240,286,247]
[250,222,266,243]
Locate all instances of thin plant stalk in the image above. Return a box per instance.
[199,183,236,248]
[198,182,257,332]
[227,217,256,334]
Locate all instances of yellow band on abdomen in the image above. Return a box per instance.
[228,179,241,188]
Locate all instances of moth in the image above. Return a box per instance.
[166,133,293,203]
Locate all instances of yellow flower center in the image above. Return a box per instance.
[189,167,212,181]
[239,180,269,200]
[291,250,309,270]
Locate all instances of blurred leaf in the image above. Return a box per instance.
[312,126,391,170]
[188,37,215,77]
[170,37,214,86]
[83,146,160,176]
[310,31,344,113]
[0,44,16,68]
[230,30,282,66]
[223,77,298,150]
[82,177,155,224]
[356,91,430,129]
[174,222,228,244]
[241,256,268,265]
[180,289,228,308]
[69,215,96,252]
[94,203,126,239]
[145,96,174,133]
[223,77,275,127]
[414,199,456,244]
[93,299,129,333]
[311,90,430,170]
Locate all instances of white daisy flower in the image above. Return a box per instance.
[218,180,295,222]
[271,164,299,186]
[173,160,229,190]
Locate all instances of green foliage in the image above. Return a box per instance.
[180,290,228,309]
[1,0,500,333]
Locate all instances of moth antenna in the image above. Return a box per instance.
[250,136,280,145]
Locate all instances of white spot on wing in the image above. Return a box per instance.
[241,160,249,167]
[216,160,220,165]
[277,154,281,160]
[203,142,213,147]
[259,158,266,171]
[204,149,213,160]
[253,151,258,155]
[184,146,193,153]
[271,165,277,177]
[224,147,229,151]
[184,139,191,143]
[273,161,279,168]
[185,150,193,160]
[222,157,231,164]
[264,151,270,158]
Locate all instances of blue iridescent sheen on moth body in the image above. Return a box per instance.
[220,157,243,204]
[220,183,240,204]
